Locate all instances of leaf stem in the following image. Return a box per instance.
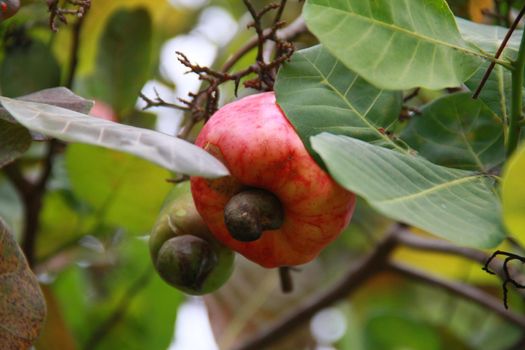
[508,24,525,157]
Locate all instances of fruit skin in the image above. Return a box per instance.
[149,182,234,295]
[190,92,356,268]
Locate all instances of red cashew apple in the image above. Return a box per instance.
[0,0,20,20]
[190,92,356,268]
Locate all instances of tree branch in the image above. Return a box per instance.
[233,225,525,349]
[231,224,401,350]
[395,231,525,297]
[388,261,525,330]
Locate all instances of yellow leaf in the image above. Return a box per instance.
[502,143,525,245]
[468,0,493,23]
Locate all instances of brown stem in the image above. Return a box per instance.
[278,266,293,293]
[4,140,60,267]
[224,188,284,242]
[64,14,86,88]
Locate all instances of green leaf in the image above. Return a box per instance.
[401,92,504,171]
[0,217,46,348]
[0,39,61,97]
[52,237,183,350]
[458,18,522,122]
[0,120,31,168]
[65,144,172,234]
[275,45,402,157]
[364,313,441,350]
[501,143,525,242]
[303,0,483,90]
[37,189,85,260]
[311,133,505,248]
[0,177,23,238]
[0,97,229,178]
[87,8,152,115]
[457,17,521,60]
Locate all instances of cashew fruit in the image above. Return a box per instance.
[149,182,234,295]
[190,92,356,268]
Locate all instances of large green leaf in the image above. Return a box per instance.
[364,313,442,350]
[87,8,152,115]
[459,18,522,122]
[275,45,402,156]
[402,92,504,171]
[0,120,31,168]
[0,87,94,123]
[311,133,505,248]
[0,218,46,348]
[0,97,229,178]
[501,143,525,243]
[65,144,173,234]
[303,0,484,90]
[0,40,60,97]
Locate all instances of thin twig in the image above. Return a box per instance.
[473,4,525,99]
[47,0,91,32]
[221,16,306,73]
[483,250,525,309]
[142,1,302,140]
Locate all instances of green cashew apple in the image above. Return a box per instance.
[190,92,356,268]
[149,182,234,295]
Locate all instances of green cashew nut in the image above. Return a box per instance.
[149,182,234,295]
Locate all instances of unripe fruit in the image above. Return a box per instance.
[191,92,356,268]
[149,183,234,295]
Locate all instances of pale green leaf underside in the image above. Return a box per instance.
[457,17,521,60]
[458,18,523,122]
[304,0,482,90]
[312,133,505,248]
[0,97,229,178]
